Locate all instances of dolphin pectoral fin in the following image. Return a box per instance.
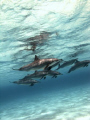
[52,75,57,78]
[30,83,34,86]
[40,76,46,80]
[52,76,55,78]
[46,66,52,70]
[85,64,88,67]
[44,76,46,79]
[40,76,43,80]
[44,64,49,70]
[34,55,40,61]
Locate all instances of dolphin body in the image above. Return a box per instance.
[68,60,90,73]
[13,55,59,71]
[10,79,39,86]
[56,59,78,70]
[22,70,49,80]
[47,70,62,78]
[20,69,62,80]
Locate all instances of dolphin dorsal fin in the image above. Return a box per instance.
[75,60,79,64]
[34,55,40,61]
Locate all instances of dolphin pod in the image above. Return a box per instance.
[11,55,90,86]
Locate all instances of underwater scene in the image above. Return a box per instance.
[0,0,90,120]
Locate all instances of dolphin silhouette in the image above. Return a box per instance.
[18,69,62,81]
[56,59,78,70]
[10,79,39,86]
[12,55,59,71]
[22,70,48,80]
[68,60,90,73]
[47,70,63,78]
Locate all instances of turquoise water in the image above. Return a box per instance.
[0,0,90,120]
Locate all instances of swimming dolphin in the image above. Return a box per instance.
[10,79,39,86]
[22,70,49,80]
[56,59,78,70]
[13,55,59,71]
[68,60,90,73]
[22,69,62,80]
[47,70,63,78]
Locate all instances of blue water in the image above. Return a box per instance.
[0,0,90,120]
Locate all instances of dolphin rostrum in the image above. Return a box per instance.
[68,60,90,73]
[13,55,59,71]
[10,79,39,86]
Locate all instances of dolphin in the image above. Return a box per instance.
[22,70,49,80]
[10,79,39,86]
[56,59,78,70]
[47,70,63,78]
[12,55,59,71]
[21,69,62,80]
[68,60,90,73]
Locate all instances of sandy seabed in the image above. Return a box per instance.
[0,84,90,120]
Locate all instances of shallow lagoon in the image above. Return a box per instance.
[0,0,90,120]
